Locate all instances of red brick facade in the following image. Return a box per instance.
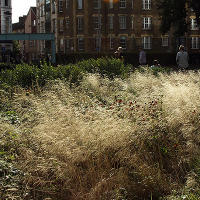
[36,0,200,55]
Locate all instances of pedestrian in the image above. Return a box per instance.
[114,46,124,61]
[176,45,189,69]
[139,47,146,65]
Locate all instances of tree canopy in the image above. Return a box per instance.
[157,0,200,36]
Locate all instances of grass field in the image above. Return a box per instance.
[0,63,200,199]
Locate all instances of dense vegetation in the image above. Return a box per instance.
[0,58,200,199]
[157,0,200,36]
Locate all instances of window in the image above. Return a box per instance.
[119,0,126,8]
[5,0,9,7]
[110,36,114,49]
[109,0,113,9]
[78,37,84,51]
[60,38,64,51]
[41,21,45,33]
[143,17,151,30]
[59,0,63,12]
[119,16,126,29]
[77,16,84,30]
[94,0,101,9]
[52,0,56,13]
[40,5,44,17]
[191,37,199,49]
[60,19,64,32]
[77,0,83,9]
[95,37,101,51]
[142,36,152,49]
[66,39,70,50]
[162,37,169,47]
[66,17,70,29]
[93,16,101,30]
[119,36,127,49]
[108,16,114,30]
[143,0,151,10]
[131,0,134,9]
[191,19,199,30]
[66,0,70,8]
[131,16,134,29]
[52,19,56,33]
[4,16,11,33]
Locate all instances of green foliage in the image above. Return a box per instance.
[0,63,16,71]
[157,0,200,36]
[13,41,22,58]
[157,0,188,36]
[76,57,131,78]
[0,58,132,88]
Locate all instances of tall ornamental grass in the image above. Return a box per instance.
[1,68,200,199]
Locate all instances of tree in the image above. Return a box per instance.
[157,0,200,36]
[12,41,22,63]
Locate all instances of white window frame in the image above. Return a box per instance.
[119,0,126,8]
[66,17,70,29]
[60,38,64,51]
[191,37,199,49]
[142,36,152,49]
[191,19,199,30]
[77,0,83,9]
[94,0,101,9]
[131,0,134,9]
[119,15,127,29]
[143,0,151,10]
[59,0,63,12]
[131,16,134,29]
[143,17,152,30]
[78,37,84,51]
[108,16,114,30]
[162,36,169,47]
[77,16,84,30]
[109,0,114,9]
[93,16,101,30]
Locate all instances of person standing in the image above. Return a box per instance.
[114,47,124,61]
[176,45,189,69]
[139,47,146,65]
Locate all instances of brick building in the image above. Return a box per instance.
[0,0,12,61]
[24,7,37,62]
[36,0,200,62]
[12,15,26,56]
[37,0,52,57]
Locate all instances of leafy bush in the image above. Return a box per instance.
[0,58,132,88]
[77,57,132,78]
[0,63,16,71]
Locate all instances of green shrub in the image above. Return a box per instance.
[0,58,132,88]
[77,57,131,78]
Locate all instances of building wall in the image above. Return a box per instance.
[25,7,37,62]
[12,16,26,57]
[36,0,200,56]
[0,0,12,58]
